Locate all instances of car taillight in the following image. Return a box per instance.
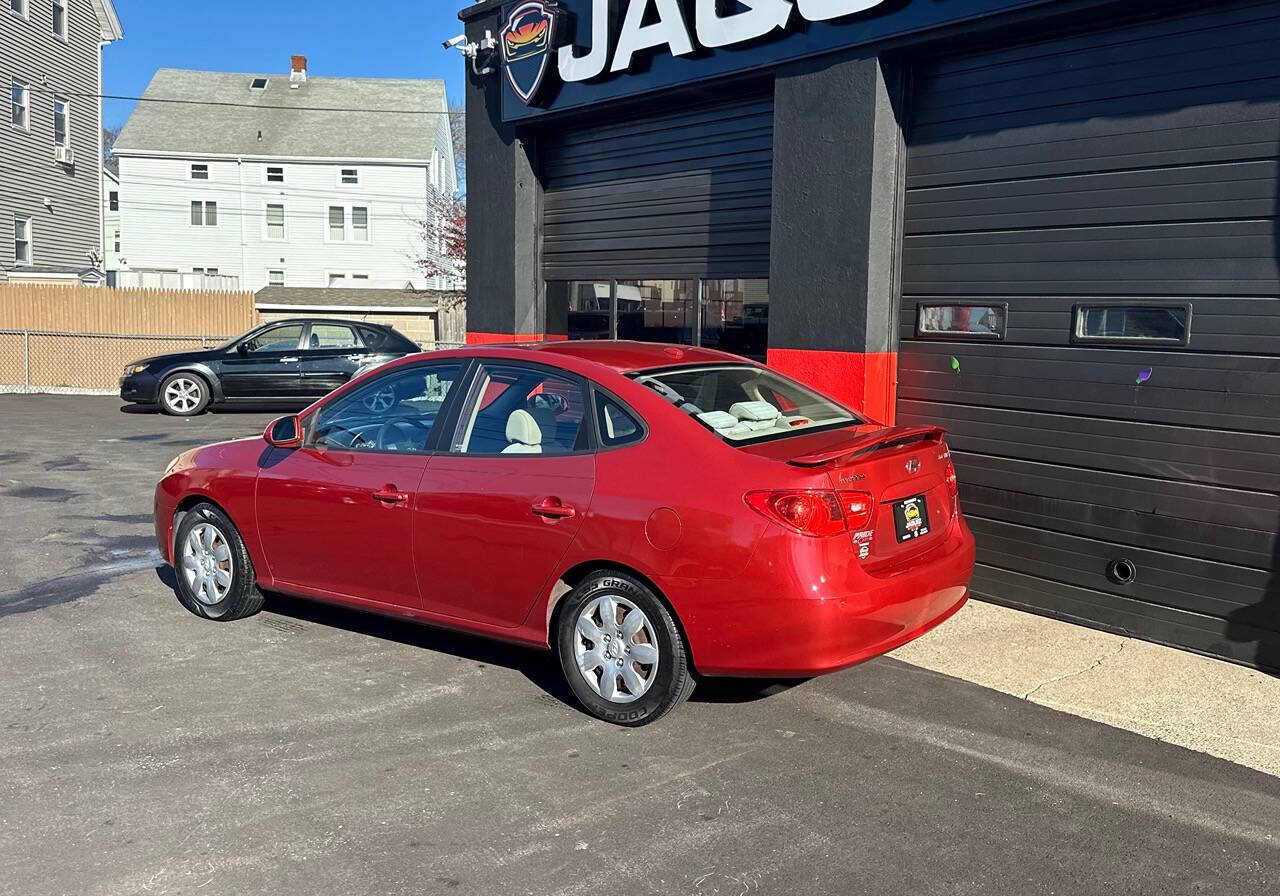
[944,457,959,515]
[745,489,874,538]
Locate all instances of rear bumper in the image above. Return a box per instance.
[120,372,160,404]
[663,515,975,677]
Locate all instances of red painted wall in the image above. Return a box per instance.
[767,348,897,425]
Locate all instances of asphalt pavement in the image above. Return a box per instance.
[1,394,1277,896]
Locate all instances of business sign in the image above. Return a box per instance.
[498,0,1047,120]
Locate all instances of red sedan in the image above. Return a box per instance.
[155,342,974,725]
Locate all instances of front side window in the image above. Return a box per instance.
[265,203,285,240]
[453,365,589,456]
[190,200,217,226]
[14,215,32,265]
[240,324,304,354]
[51,0,66,38]
[52,98,68,147]
[11,81,28,130]
[312,363,462,453]
[635,365,859,445]
[308,324,358,350]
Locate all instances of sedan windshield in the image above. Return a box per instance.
[633,365,860,444]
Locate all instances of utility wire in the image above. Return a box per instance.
[24,85,450,116]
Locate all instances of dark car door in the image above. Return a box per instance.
[297,322,369,398]
[220,323,306,398]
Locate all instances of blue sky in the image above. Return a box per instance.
[103,0,469,129]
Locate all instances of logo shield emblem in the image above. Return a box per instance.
[501,0,561,106]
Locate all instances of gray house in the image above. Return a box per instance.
[2,0,123,283]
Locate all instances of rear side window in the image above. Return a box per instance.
[357,326,388,350]
[595,393,644,447]
[453,365,589,456]
[634,365,859,444]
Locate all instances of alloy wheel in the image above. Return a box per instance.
[573,594,660,703]
[181,522,234,606]
[164,377,202,414]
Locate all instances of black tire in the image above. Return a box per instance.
[158,372,211,416]
[556,571,696,726]
[172,502,264,621]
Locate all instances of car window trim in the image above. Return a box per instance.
[447,358,598,458]
[304,358,472,456]
[588,384,649,453]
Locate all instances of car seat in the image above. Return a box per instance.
[503,409,543,454]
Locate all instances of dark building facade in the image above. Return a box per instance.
[457,0,1280,671]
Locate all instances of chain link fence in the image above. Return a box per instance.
[0,330,225,395]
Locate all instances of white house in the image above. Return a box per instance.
[102,159,121,272]
[111,58,458,292]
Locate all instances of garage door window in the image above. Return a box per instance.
[917,304,1007,340]
[1073,305,1191,346]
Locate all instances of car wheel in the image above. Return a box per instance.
[173,503,264,621]
[557,571,696,726]
[159,373,210,416]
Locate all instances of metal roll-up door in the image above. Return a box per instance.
[542,94,773,281]
[897,1,1280,669]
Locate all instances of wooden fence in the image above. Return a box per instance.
[0,283,258,337]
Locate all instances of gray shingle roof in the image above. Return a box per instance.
[255,287,460,309]
[114,68,446,162]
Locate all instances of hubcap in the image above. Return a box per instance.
[573,595,660,704]
[164,377,201,413]
[181,522,233,606]
[363,387,396,413]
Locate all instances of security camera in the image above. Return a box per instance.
[442,34,468,50]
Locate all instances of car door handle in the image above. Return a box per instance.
[373,485,410,505]
[532,497,576,520]
[280,356,300,363]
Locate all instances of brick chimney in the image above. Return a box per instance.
[289,55,307,87]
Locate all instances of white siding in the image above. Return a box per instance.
[116,156,452,291]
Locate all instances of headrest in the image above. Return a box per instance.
[730,401,781,422]
[506,409,542,446]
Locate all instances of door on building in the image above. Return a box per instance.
[540,95,775,361]
[220,322,306,398]
[896,0,1280,670]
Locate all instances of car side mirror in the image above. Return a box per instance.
[236,342,249,355]
[264,415,303,449]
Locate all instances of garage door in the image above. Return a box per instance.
[541,94,773,281]
[897,1,1280,670]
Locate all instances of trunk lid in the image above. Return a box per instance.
[745,425,956,567]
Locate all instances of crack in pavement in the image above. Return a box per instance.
[1022,640,1127,702]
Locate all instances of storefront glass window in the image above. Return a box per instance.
[616,280,696,347]
[701,279,769,361]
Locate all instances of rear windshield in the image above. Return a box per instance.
[633,365,861,444]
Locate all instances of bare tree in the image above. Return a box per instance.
[102,125,121,162]
[413,192,467,284]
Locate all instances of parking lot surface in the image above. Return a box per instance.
[1,395,1278,896]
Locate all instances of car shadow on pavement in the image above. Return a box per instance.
[155,568,802,710]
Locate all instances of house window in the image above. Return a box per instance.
[192,267,220,276]
[328,205,370,242]
[112,229,120,253]
[13,215,32,265]
[327,272,369,287]
[265,203,286,240]
[52,97,69,147]
[51,0,66,39]
[268,270,285,287]
[352,206,369,242]
[9,0,26,19]
[190,163,208,180]
[266,166,284,183]
[108,190,119,211]
[11,81,28,130]
[340,168,359,185]
[190,201,217,226]
[328,206,345,241]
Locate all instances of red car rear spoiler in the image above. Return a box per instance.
[787,426,946,468]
